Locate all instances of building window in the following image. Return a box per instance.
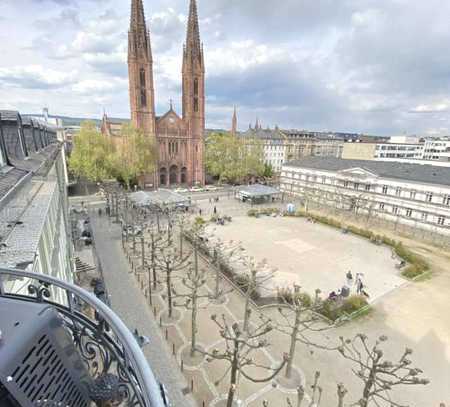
[443,195,450,206]
[421,213,428,222]
[406,209,412,217]
[382,185,388,194]
[140,68,146,87]
[365,184,371,191]
[354,183,360,190]
[194,98,199,112]
[194,78,199,96]
[426,192,433,203]
[392,206,399,215]
[140,89,147,107]
[437,216,445,226]
[410,191,416,200]
[321,176,326,184]
[344,181,349,188]
[379,203,385,211]
[395,187,402,196]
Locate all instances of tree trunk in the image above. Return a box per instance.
[361,356,380,407]
[243,280,253,332]
[141,235,145,268]
[147,264,153,306]
[151,237,157,290]
[180,227,184,257]
[190,291,198,357]
[214,250,221,299]
[166,265,173,318]
[286,310,300,379]
[226,340,239,407]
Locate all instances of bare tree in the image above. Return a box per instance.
[199,314,288,407]
[155,241,191,319]
[146,224,167,290]
[338,334,429,407]
[173,250,210,357]
[275,285,332,380]
[238,257,274,333]
[208,238,244,301]
[262,374,348,407]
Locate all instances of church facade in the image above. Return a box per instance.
[126,0,205,188]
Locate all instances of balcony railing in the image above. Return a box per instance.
[0,267,168,407]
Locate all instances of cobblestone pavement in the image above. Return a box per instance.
[90,212,197,407]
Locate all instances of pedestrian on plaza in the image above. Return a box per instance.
[199,209,202,216]
[346,270,353,286]
[356,278,363,295]
[214,206,217,215]
[98,208,102,217]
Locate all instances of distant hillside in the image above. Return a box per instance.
[23,114,129,127]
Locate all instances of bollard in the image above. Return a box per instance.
[181,359,184,372]
[153,306,157,317]
[191,379,194,393]
[159,316,162,327]
[172,343,176,356]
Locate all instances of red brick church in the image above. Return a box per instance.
[104,0,206,188]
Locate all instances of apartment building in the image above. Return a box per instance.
[0,110,73,298]
[280,157,450,235]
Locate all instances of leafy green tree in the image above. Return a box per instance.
[69,121,115,182]
[263,163,274,178]
[113,124,157,189]
[206,132,264,183]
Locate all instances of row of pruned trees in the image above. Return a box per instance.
[117,202,432,407]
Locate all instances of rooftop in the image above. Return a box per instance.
[284,157,450,187]
[236,184,280,197]
[129,189,190,208]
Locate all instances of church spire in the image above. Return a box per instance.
[182,0,205,186]
[131,0,146,29]
[185,0,201,59]
[128,0,156,135]
[231,106,237,137]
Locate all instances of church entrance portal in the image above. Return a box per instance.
[160,168,167,186]
[181,167,187,184]
[169,165,179,185]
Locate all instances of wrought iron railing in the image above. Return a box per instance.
[0,267,168,407]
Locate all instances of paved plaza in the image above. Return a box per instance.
[83,193,449,406]
[201,197,404,303]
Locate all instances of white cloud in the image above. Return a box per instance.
[0,65,77,89]
[71,78,127,94]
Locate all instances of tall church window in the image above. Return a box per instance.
[140,69,146,87]
[140,89,147,107]
[194,78,199,96]
[140,68,147,107]
[193,78,199,112]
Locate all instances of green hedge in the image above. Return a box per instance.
[318,295,369,321]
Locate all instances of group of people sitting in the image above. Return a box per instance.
[328,271,369,301]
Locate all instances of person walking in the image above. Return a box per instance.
[346,270,354,287]
[214,206,217,215]
[356,278,363,295]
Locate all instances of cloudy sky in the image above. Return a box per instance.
[1,0,450,136]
